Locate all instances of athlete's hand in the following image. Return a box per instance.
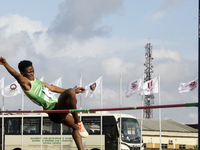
[75,87,86,94]
[0,56,7,66]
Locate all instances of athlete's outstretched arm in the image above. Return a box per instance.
[42,81,66,93]
[0,56,31,90]
[42,81,85,94]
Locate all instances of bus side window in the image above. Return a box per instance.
[43,117,60,134]
[62,126,72,134]
[23,117,40,134]
[82,116,101,135]
[5,118,20,134]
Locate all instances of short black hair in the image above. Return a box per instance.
[18,60,33,73]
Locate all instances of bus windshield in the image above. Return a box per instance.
[118,118,141,143]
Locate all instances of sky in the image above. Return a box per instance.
[0,0,198,124]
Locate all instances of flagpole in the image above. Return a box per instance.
[141,95,143,150]
[2,76,4,150]
[80,75,82,121]
[41,107,43,150]
[119,75,122,150]
[41,75,44,150]
[158,75,162,150]
[2,97,4,150]
[60,75,62,89]
[60,75,63,150]
[140,74,144,150]
[40,104,43,150]
[21,91,24,150]
[100,75,103,150]
[198,0,200,148]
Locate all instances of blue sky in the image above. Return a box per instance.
[0,0,63,26]
[0,0,198,124]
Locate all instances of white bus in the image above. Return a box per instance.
[0,111,143,150]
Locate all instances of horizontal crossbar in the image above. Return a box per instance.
[0,103,197,114]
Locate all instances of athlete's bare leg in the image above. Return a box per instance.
[57,88,81,123]
[62,114,84,150]
[56,88,83,150]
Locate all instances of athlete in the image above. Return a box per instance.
[0,56,88,150]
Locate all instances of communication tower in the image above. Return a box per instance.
[143,43,154,118]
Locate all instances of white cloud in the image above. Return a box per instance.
[153,46,181,62]
[153,0,187,20]
[152,46,197,85]
[0,14,46,38]
[102,57,135,77]
[0,13,181,62]
[103,88,119,103]
[160,0,187,11]
[48,0,124,40]
[0,14,48,61]
[153,11,166,20]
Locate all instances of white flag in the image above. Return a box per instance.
[178,78,198,93]
[49,77,62,95]
[74,79,82,89]
[142,76,159,95]
[125,78,143,98]
[74,78,82,97]
[1,81,22,97]
[85,76,102,99]
[39,76,44,82]
[50,77,62,87]
[0,77,4,91]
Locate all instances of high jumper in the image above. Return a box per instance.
[0,56,88,150]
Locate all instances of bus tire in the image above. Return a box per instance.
[13,148,21,150]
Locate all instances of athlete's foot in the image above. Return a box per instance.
[75,122,89,138]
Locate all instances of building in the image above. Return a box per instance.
[137,119,198,149]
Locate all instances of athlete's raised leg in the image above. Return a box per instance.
[56,88,88,150]
[62,114,84,150]
[56,88,80,124]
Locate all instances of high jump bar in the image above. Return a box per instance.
[0,102,197,114]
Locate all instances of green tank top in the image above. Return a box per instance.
[22,78,57,110]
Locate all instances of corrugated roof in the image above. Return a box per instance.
[137,119,198,133]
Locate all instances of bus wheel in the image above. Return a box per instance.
[13,148,21,150]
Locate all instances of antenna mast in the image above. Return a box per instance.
[144,43,154,118]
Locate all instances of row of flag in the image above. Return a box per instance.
[125,77,158,98]
[0,76,102,98]
[0,77,62,98]
[0,76,198,99]
[126,77,198,98]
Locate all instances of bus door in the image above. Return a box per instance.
[0,126,2,150]
[104,116,118,150]
[0,118,4,150]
